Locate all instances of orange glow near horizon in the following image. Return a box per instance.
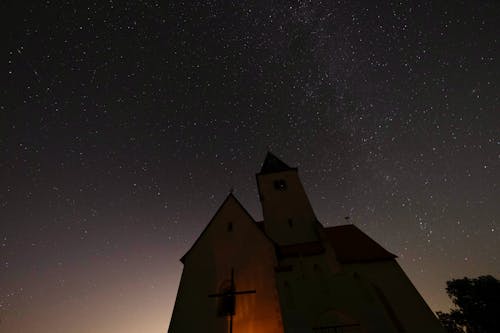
[1,247,183,333]
[1,242,479,333]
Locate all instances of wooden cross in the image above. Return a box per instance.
[208,268,256,333]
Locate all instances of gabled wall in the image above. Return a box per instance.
[168,195,284,333]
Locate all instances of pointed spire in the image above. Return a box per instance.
[259,152,294,174]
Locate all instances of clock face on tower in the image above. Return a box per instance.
[273,179,287,191]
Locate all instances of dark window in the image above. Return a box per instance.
[227,222,233,232]
[274,179,287,191]
[288,218,293,227]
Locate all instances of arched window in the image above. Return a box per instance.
[372,284,405,332]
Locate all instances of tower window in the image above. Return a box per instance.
[227,222,233,232]
[274,179,287,191]
[288,218,293,227]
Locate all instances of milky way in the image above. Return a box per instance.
[1,1,499,332]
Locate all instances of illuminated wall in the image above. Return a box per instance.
[168,195,284,333]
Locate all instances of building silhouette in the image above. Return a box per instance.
[168,153,444,333]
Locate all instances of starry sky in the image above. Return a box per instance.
[1,1,499,332]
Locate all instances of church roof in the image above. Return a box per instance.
[323,225,397,263]
[253,222,396,263]
[259,152,296,175]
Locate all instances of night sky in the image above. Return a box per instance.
[1,1,499,332]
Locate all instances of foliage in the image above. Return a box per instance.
[437,275,500,333]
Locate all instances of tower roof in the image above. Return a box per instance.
[259,152,295,174]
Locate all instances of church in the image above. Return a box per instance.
[168,153,445,333]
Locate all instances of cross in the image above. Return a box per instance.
[208,268,256,333]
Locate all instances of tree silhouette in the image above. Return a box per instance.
[437,275,500,333]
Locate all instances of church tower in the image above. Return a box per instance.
[256,152,319,245]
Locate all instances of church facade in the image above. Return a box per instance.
[168,153,444,333]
